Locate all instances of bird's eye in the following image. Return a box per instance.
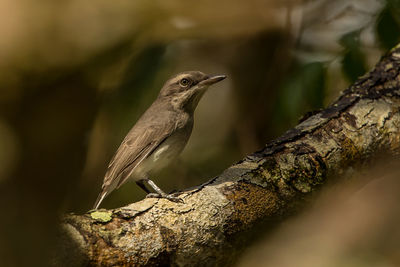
[179,78,191,87]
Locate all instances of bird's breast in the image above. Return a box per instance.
[135,121,193,176]
[150,128,190,165]
[153,144,170,161]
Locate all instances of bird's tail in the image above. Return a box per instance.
[93,190,108,210]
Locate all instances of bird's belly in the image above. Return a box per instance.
[132,130,190,178]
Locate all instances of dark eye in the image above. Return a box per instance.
[179,78,191,87]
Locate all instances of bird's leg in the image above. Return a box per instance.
[145,178,184,203]
[136,179,151,194]
[146,179,167,196]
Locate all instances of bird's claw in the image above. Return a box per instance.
[167,195,184,203]
[146,193,184,203]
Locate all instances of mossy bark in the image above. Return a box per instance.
[56,46,400,266]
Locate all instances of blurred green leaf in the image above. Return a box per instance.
[340,31,367,82]
[376,4,400,50]
[275,62,325,129]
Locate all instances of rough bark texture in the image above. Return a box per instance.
[56,46,400,266]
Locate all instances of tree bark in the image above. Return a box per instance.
[56,46,400,266]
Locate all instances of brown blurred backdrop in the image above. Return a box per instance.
[0,0,398,266]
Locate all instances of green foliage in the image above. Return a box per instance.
[340,31,367,83]
[376,2,400,50]
[274,62,325,129]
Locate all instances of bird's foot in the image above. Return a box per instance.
[146,193,184,203]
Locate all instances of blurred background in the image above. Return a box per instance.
[0,0,399,266]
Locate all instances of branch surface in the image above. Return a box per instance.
[57,46,400,266]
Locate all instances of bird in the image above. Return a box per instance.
[93,71,226,209]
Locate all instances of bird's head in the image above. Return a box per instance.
[158,71,226,112]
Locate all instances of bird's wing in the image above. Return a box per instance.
[92,122,174,209]
[103,123,174,191]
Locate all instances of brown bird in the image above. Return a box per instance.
[93,71,226,209]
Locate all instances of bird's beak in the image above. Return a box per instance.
[199,75,227,86]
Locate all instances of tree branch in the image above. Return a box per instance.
[56,46,400,266]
